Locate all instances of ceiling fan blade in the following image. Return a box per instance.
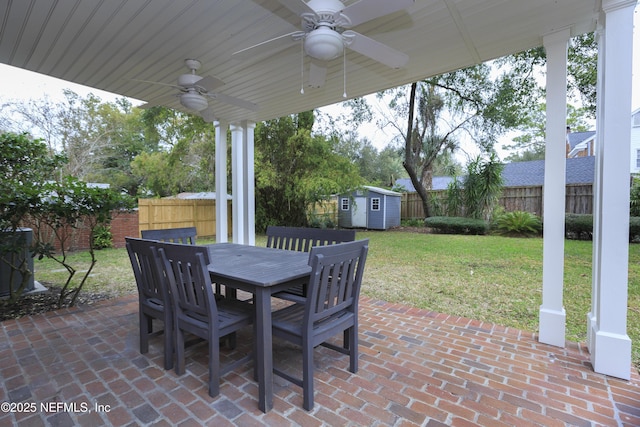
[208,92,259,112]
[343,30,408,68]
[277,0,316,16]
[195,75,225,92]
[308,61,327,88]
[200,107,216,123]
[232,31,301,60]
[137,94,178,109]
[343,0,415,27]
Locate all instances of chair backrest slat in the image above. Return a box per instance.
[266,226,356,253]
[156,242,217,320]
[126,237,166,302]
[305,240,368,325]
[141,227,197,245]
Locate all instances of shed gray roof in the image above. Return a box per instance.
[394,157,595,192]
[362,185,402,197]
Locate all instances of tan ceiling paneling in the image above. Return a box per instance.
[0,0,599,122]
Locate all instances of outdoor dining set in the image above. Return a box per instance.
[125,226,369,413]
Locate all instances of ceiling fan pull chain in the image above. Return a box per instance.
[343,47,347,98]
[300,42,305,95]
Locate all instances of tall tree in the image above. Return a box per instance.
[133,106,215,196]
[503,103,592,162]
[0,91,153,195]
[391,62,524,217]
[332,134,405,187]
[255,111,361,230]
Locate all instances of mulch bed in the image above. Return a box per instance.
[0,285,114,322]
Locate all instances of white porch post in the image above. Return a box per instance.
[214,120,228,243]
[588,0,635,380]
[231,123,245,244]
[538,28,569,348]
[242,121,256,245]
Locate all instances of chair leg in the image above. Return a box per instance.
[175,327,186,375]
[225,332,237,349]
[348,326,358,373]
[163,318,174,370]
[209,334,221,397]
[140,312,151,354]
[302,342,314,411]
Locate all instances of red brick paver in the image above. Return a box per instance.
[1,295,639,426]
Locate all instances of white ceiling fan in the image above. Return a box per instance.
[136,59,258,121]
[233,0,414,89]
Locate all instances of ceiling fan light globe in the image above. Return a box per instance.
[180,92,208,111]
[304,27,343,61]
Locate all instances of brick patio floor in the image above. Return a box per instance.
[1,294,640,426]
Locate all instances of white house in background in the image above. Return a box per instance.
[631,108,640,174]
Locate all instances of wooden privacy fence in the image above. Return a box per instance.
[138,199,232,238]
[401,184,593,219]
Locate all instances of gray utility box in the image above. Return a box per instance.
[1,228,35,298]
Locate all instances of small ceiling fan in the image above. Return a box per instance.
[233,0,414,89]
[136,59,258,121]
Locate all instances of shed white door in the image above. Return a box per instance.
[351,197,367,228]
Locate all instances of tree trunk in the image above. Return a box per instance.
[403,82,432,218]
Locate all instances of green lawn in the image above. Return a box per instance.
[33,231,640,368]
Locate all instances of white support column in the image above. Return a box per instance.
[231,123,245,244]
[242,121,256,246]
[538,28,570,348]
[589,0,636,380]
[214,121,228,243]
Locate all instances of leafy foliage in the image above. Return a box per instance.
[462,154,504,220]
[255,111,361,230]
[564,214,593,240]
[0,131,133,306]
[441,155,504,220]
[630,176,640,217]
[0,132,67,303]
[424,216,488,235]
[493,211,542,237]
[502,103,592,162]
[92,225,113,249]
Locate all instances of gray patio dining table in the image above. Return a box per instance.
[205,243,311,412]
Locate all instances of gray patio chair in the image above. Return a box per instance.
[265,226,356,303]
[271,239,369,410]
[141,226,197,244]
[125,237,174,370]
[156,241,254,398]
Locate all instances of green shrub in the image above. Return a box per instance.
[565,214,593,240]
[92,225,113,249]
[401,218,425,228]
[424,216,488,235]
[493,211,542,237]
[630,217,640,242]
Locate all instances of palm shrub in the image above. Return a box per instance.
[463,154,504,221]
[494,211,542,237]
[445,177,464,216]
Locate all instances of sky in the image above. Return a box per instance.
[0,6,638,158]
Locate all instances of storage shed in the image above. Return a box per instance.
[338,186,401,230]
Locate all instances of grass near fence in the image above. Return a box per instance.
[33,230,640,368]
